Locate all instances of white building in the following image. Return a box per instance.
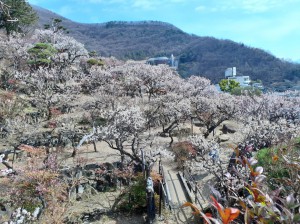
[225,67,251,87]
[146,54,178,69]
[225,67,236,78]
[228,76,251,86]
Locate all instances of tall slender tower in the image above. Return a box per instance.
[170,54,175,67]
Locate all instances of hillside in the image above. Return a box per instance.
[32,5,300,87]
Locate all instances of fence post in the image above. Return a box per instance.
[195,184,197,203]
[129,192,131,204]
[191,117,193,135]
[146,177,155,224]
[159,181,162,217]
[159,159,161,175]
[141,149,146,179]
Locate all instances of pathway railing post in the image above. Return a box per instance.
[141,149,145,179]
[159,181,162,217]
[159,159,161,175]
[191,117,193,135]
[195,184,197,202]
[146,177,155,224]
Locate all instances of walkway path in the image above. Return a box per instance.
[162,166,195,223]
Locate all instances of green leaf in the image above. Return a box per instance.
[293,214,300,222]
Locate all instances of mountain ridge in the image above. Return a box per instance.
[32,5,300,89]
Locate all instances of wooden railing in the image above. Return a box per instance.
[182,166,207,210]
[158,160,171,211]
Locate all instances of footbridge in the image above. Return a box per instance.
[157,162,209,223]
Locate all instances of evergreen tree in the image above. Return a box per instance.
[27,42,58,69]
[219,79,240,93]
[44,18,68,33]
[0,0,37,36]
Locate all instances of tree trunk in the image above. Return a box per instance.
[93,140,97,152]
[169,134,174,147]
[2,160,12,169]
[120,153,125,170]
[71,147,76,157]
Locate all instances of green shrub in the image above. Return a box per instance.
[22,201,42,213]
[27,43,57,68]
[86,58,98,65]
[117,174,146,213]
[256,148,289,175]
[256,139,300,190]
[87,58,105,66]
[219,79,240,92]
[93,117,107,126]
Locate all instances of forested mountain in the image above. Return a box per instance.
[33,5,300,87]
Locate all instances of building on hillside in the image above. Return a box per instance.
[225,67,237,78]
[225,67,251,87]
[146,54,178,69]
[252,82,264,90]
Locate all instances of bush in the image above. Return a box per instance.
[256,148,289,180]
[93,117,107,126]
[172,141,197,168]
[219,79,240,92]
[255,140,299,191]
[87,58,105,66]
[117,173,146,213]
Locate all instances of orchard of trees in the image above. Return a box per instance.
[0,2,300,223]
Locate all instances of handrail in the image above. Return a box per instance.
[182,166,207,209]
[158,162,171,208]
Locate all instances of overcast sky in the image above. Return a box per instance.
[28,0,300,61]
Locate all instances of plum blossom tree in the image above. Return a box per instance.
[238,92,300,125]
[53,34,88,69]
[264,92,300,125]
[31,29,88,72]
[185,75,214,97]
[0,91,37,171]
[0,34,31,71]
[241,118,300,150]
[237,91,300,149]
[107,63,143,97]
[143,93,191,145]
[14,67,79,121]
[182,135,236,203]
[118,63,178,101]
[191,93,240,138]
[95,105,146,165]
